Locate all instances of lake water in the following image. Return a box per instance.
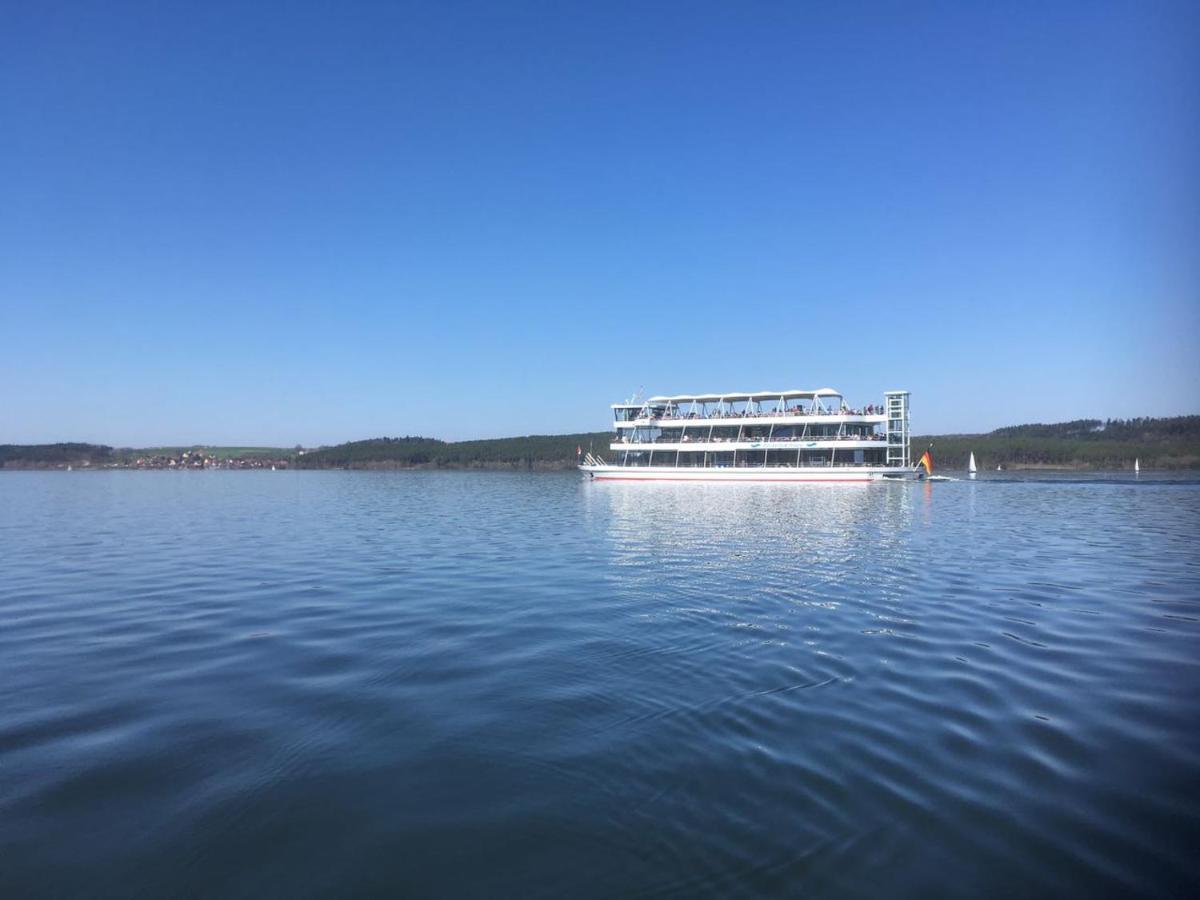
[1,471,1198,897]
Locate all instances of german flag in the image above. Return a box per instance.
[916,445,934,474]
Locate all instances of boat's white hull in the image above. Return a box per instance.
[578,464,916,483]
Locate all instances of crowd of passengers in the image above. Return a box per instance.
[648,403,885,420]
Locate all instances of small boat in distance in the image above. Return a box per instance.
[579,387,921,482]
[968,452,977,479]
[1134,458,1140,475]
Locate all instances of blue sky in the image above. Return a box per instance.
[2,1,1196,445]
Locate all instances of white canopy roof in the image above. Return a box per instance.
[643,388,842,404]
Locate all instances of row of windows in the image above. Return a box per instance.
[622,424,884,442]
[617,448,889,467]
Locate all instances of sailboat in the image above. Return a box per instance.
[1134,458,1140,476]
[968,452,977,479]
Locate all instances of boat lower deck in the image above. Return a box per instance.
[579,464,915,483]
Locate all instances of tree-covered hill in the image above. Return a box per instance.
[292,436,448,468]
[989,416,1200,442]
[292,433,613,469]
[0,443,113,468]
[917,416,1200,470]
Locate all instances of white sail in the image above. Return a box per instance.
[968,452,977,474]
[1134,458,1140,474]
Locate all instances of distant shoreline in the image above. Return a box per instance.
[0,458,579,472]
[3,416,1198,471]
[0,460,1190,473]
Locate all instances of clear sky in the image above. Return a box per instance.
[2,1,1197,446]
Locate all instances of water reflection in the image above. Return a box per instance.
[595,481,914,565]
[587,481,920,663]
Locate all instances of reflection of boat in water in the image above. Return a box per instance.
[579,387,921,483]
[590,467,916,575]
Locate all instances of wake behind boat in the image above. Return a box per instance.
[579,388,923,482]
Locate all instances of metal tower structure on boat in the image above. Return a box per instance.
[885,390,911,469]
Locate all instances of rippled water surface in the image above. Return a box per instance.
[2,471,1198,897]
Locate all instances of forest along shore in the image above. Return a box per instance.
[2,417,1197,471]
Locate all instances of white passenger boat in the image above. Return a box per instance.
[579,388,921,483]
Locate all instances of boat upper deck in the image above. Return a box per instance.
[614,411,887,428]
[613,389,891,427]
[596,387,913,470]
